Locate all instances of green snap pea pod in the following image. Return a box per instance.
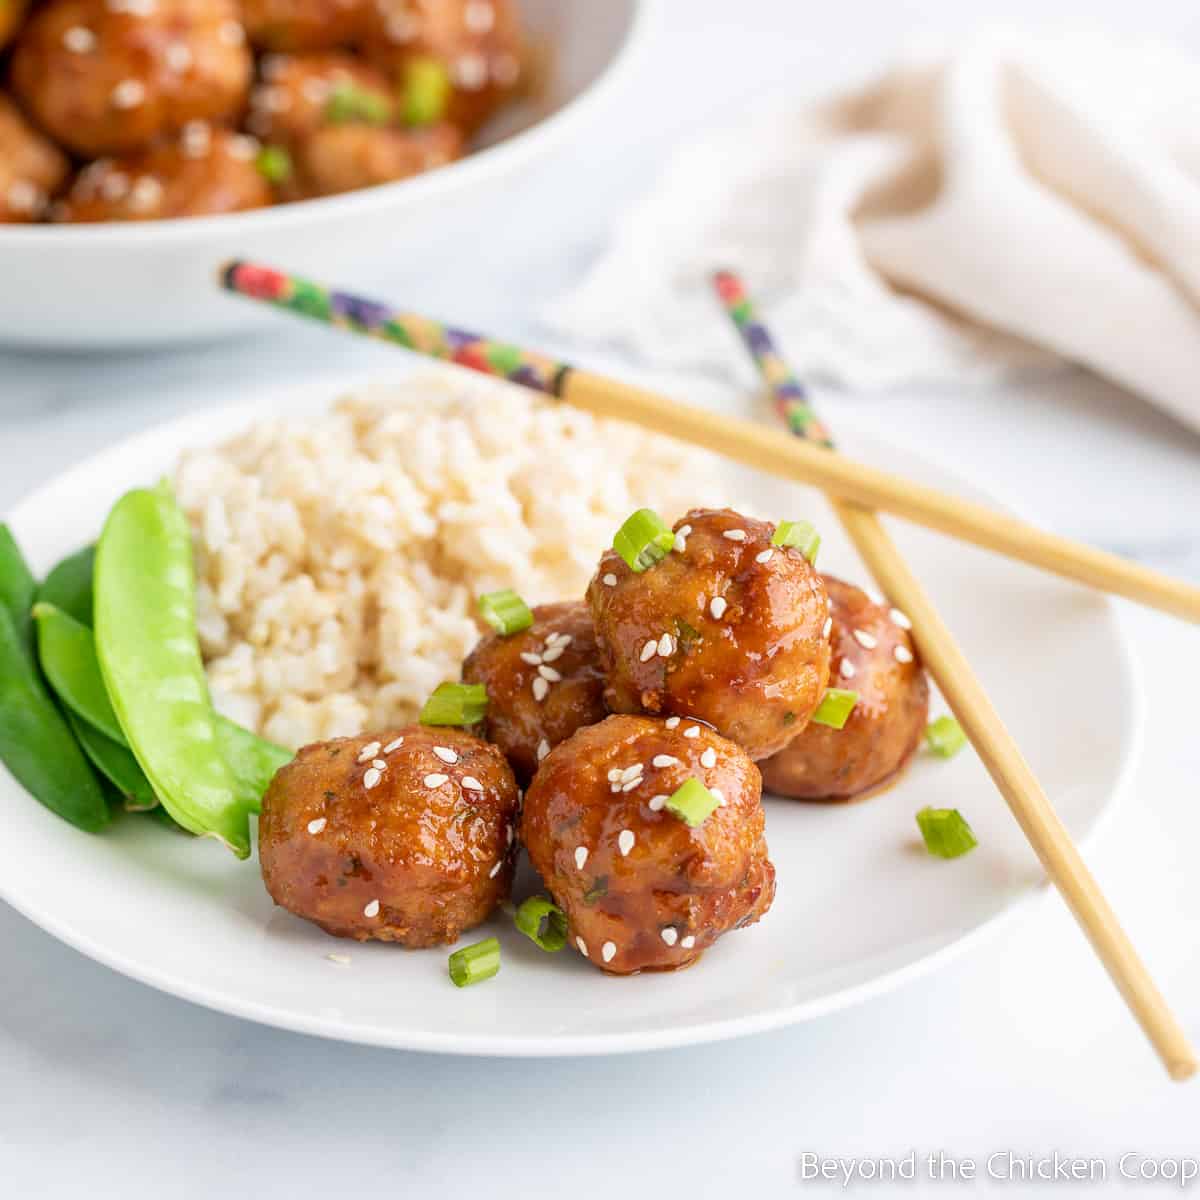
[0,523,37,662]
[0,601,110,832]
[37,544,96,627]
[66,709,158,812]
[33,602,126,743]
[216,720,292,815]
[95,483,251,859]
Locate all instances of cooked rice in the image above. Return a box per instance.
[175,373,726,749]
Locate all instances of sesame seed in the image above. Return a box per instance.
[709,596,727,620]
[532,676,549,702]
[648,794,667,811]
[684,725,701,739]
[307,817,327,834]
[891,608,912,630]
[700,747,717,768]
[62,26,96,53]
[574,846,588,870]
[218,19,244,45]
[463,0,494,33]
[822,616,833,639]
[461,775,483,791]
[672,531,687,552]
[489,860,502,878]
[384,11,419,41]
[164,42,192,73]
[678,525,692,538]
[652,755,678,768]
[111,79,146,110]
[371,758,386,770]
[620,764,643,781]
[181,121,211,157]
[358,742,381,762]
[383,737,404,753]
[423,773,449,787]
[520,651,543,665]
[433,746,458,764]
[364,899,380,918]
[107,0,155,14]
[665,717,680,729]
[99,171,128,202]
[602,573,618,587]
[640,639,658,663]
[507,824,514,845]
[537,738,550,761]
[894,644,914,664]
[680,935,696,949]
[660,927,678,946]
[326,952,351,965]
[710,788,726,806]
[227,135,258,161]
[722,529,746,542]
[547,632,571,646]
[575,936,588,956]
[620,778,640,793]
[607,768,623,782]
[657,633,674,657]
[618,830,635,856]
[537,664,562,682]
[755,548,773,564]
[541,644,564,663]
[853,629,878,650]
[601,941,617,963]
[6,181,41,215]
[363,767,382,789]
[840,659,857,679]
[452,52,489,90]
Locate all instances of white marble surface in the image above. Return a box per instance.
[3,1,1200,1193]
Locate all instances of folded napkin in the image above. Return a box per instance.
[548,32,1200,433]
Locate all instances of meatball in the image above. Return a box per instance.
[588,508,832,761]
[1,0,30,51]
[362,0,524,134]
[0,95,69,223]
[259,725,519,946]
[291,119,461,196]
[462,601,607,786]
[240,0,370,53]
[57,127,271,221]
[522,715,774,975]
[759,576,929,801]
[10,0,252,157]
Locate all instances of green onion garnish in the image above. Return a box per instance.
[925,715,967,758]
[447,936,501,987]
[771,519,821,563]
[477,588,533,636]
[809,688,858,730]
[255,144,292,184]
[916,806,978,859]
[665,777,720,827]
[420,681,488,726]
[402,56,451,126]
[613,508,676,573]
[325,83,391,126]
[514,896,567,952]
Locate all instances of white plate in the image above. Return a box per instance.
[0,367,1142,1055]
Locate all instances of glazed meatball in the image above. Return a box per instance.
[292,119,460,196]
[462,601,607,786]
[58,127,271,221]
[0,95,69,223]
[1,0,30,50]
[241,0,370,53]
[362,0,524,134]
[588,508,832,761]
[759,576,929,801]
[259,725,519,946]
[522,715,775,975]
[10,0,252,157]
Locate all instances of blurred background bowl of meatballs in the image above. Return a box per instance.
[0,0,651,348]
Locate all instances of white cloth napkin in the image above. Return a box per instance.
[547,32,1200,433]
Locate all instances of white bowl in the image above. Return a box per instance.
[0,0,651,350]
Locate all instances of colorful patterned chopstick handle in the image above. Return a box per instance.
[220,261,573,396]
[712,270,834,450]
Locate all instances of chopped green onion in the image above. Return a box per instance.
[325,82,391,126]
[771,519,821,563]
[810,688,858,730]
[255,144,292,184]
[916,806,978,859]
[613,508,676,573]
[402,56,451,126]
[477,588,533,636]
[447,936,501,987]
[420,681,488,726]
[925,715,967,758]
[514,896,567,952]
[665,777,719,828]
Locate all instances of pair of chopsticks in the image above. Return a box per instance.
[220,261,1197,1080]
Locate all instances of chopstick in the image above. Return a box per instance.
[712,270,1196,1082]
[218,261,1200,625]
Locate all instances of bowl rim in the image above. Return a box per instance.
[0,0,657,249]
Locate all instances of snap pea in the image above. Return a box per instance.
[0,600,110,832]
[0,522,37,661]
[37,544,96,627]
[33,602,126,743]
[66,708,158,812]
[95,483,251,858]
[217,721,293,815]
